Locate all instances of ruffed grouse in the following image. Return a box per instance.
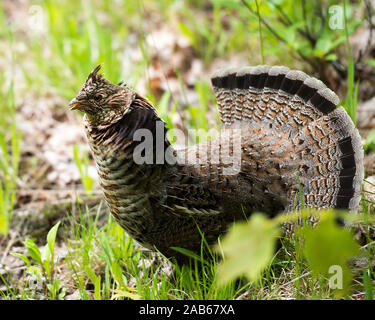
[70,65,363,259]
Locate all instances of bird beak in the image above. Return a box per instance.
[69,98,81,111]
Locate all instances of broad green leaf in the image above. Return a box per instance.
[111,261,126,287]
[157,91,171,117]
[47,221,61,258]
[42,240,52,278]
[43,241,51,261]
[10,252,31,267]
[315,34,343,55]
[303,215,361,296]
[83,177,94,196]
[178,22,196,46]
[24,238,42,265]
[216,213,279,285]
[84,266,98,285]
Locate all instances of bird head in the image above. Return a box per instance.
[69,64,136,125]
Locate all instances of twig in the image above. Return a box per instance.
[362,240,375,249]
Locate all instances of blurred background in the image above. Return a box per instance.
[0,0,375,299]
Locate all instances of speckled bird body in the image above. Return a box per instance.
[70,65,364,259]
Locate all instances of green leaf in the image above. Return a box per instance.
[363,269,374,300]
[111,261,126,287]
[178,21,196,47]
[84,266,97,285]
[47,221,61,258]
[10,252,31,267]
[211,0,243,9]
[82,176,94,196]
[352,80,359,125]
[315,34,344,56]
[216,213,279,285]
[303,214,361,296]
[325,53,337,61]
[94,275,101,300]
[73,145,83,175]
[47,278,64,300]
[43,253,51,278]
[24,238,42,265]
[0,212,8,235]
[111,288,141,300]
[157,91,171,116]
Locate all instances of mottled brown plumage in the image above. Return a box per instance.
[70,65,363,259]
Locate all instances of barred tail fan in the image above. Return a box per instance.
[211,65,363,211]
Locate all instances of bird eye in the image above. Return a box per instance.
[93,94,103,101]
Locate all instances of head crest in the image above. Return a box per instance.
[86,64,104,84]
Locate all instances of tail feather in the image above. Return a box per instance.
[212,65,272,125]
[211,65,363,211]
[293,107,363,210]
